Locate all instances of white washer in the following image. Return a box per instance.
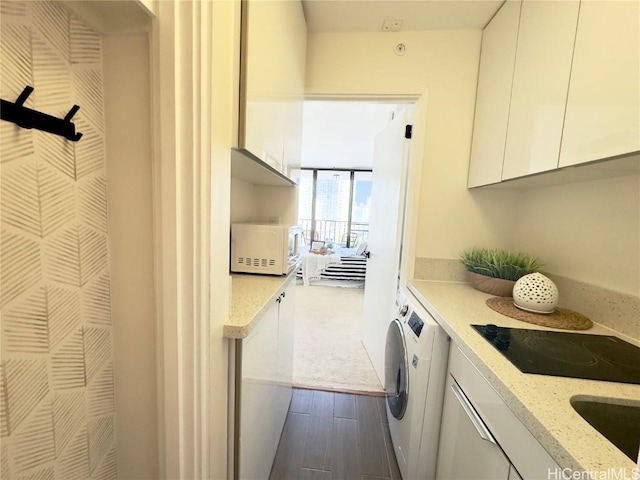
[385,287,450,480]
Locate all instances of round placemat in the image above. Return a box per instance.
[486,297,593,330]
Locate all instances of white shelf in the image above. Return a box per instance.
[231,148,296,187]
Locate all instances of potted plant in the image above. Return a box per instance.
[460,247,542,297]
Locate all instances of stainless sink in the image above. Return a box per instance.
[570,397,640,462]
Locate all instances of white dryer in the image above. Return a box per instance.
[385,287,449,480]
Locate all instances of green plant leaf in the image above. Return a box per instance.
[460,247,542,281]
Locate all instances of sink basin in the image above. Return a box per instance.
[570,397,640,462]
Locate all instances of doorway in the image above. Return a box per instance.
[291,99,416,393]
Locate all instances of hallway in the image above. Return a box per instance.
[270,389,401,480]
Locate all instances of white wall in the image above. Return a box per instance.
[301,101,397,169]
[512,175,640,296]
[306,30,639,298]
[103,32,158,479]
[231,177,258,224]
[230,179,298,226]
[305,31,520,263]
[0,3,119,477]
[255,186,298,225]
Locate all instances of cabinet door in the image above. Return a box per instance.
[239,301,279,480]
[242,0,306,175]
[467,0,521,188]
[502,0,579,180]
[274,281,296,448]
[559,1,640,167]
[243,0,285,167]
[436,375,511,480]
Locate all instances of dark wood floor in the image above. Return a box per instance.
[269,388,401,480]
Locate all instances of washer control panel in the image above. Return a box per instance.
[407,312,424,338]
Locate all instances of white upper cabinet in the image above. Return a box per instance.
[241,0,307,178]
[467,0,638,188]
[558,0,640,167]
[502,0,580,180]
[468,0,522,188]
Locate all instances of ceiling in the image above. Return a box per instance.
[302,0,504,32]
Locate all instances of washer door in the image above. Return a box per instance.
[385,319,409,420]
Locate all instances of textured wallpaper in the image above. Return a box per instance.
[0,1,116,479]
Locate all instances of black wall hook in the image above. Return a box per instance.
[0,86,83,142]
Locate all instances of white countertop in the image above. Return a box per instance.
[224,269,297,339]
[408,280,639,477]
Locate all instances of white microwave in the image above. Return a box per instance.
[230,223,302,275]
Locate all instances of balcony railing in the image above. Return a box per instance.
[299,218,369,248]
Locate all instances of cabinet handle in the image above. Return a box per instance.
[450,379,497,445]
[281,291,286,299]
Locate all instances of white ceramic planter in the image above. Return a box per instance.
[513,272,559,314]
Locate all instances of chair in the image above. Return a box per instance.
[310,241,325,251]
[340,232,358,247]
[303,230,320,245]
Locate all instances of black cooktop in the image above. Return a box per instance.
[472,324,640,385]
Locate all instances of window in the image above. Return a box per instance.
[291,168,372,248]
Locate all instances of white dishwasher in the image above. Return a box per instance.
[436,374,520,480]
[436,345,559,480]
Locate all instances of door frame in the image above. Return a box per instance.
[149,2,237,479]
[303,93,429,290]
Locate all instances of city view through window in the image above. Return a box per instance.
[292,169,372,248]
